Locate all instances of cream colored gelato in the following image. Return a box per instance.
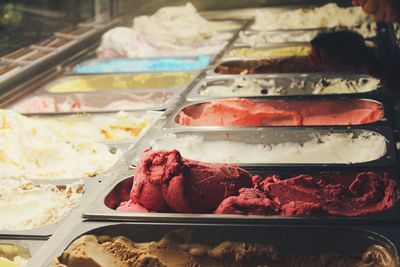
[0,178,83,230]
[11,91,173,114]
[46,73,194,93]
[0,109,121,179]
[200,76,278,97]
[252,4,373,31]
[97,3,231,59]
[150,132,387,164]
[311,77,380,94]
[199,76,379,97]
[33,111,154,142]
[228,45,311,58]
[238,30,318,46]
[133,3,217,45]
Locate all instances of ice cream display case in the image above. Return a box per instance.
[30,222,400,267]
[1,1,400,266]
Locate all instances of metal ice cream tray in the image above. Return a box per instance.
[82,167,400,225]
[28,222,400,267]
[128,126,396,169]
[1,46,55,65]
[0,178,99,238]
[164,97,390,128]
[8,70,202,114]
[186,74,382,101]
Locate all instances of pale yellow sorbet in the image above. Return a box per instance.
[228,45,311,58]
[46,72,194,93]
[0,242,30,267]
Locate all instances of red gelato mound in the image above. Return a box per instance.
[130,149,253,213]
[176,98,383,127]
[214,188,280,215]
[216,172,397,217]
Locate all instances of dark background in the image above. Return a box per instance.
[0,0,94,56]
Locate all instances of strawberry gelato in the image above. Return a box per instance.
[117,150,398,217]
[176,98,383,127]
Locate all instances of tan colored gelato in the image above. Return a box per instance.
[53,230,396,267]
[228,45,311,58]
[46,73,193,93]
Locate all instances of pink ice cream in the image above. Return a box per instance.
[176,98,383,127]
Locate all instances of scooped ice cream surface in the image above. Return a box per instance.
[176,98,383,126]
[129,149,252,213]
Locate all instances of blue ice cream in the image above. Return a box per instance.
[73,56,211,74]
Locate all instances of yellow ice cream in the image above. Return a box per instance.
[0,258,18,267]
[0,243,30,267]
[46,72,193,93]
[228,45,311,59]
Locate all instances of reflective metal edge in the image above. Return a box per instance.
[128,125,396,169]
[0,19,121,108]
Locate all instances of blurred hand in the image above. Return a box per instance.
[352,0,400,23]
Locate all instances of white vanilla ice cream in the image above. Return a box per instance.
[96,27,158,59]
[252,3,374,32]
[0,109,121,179]
[97,3,230,59]
[150,132,387,164]
[200,76,279,97]
[239,30,318,46]
[0,178,83,230]
[133,3,216,45]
